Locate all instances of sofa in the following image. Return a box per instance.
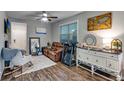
[43,42,63,62]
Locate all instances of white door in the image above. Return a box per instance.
[11,22,27,50]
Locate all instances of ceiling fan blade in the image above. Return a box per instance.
[47,16,58,18]
[33,17,41,20]
[27,13,41,17]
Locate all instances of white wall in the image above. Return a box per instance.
[0,11,6,79]
[51,11,124,69]
[9,18,52,54]
[27,20,52,53]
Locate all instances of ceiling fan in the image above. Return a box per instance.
[33,11,58,22]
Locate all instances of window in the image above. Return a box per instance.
[60,25,68,43]
[60,22,77,44]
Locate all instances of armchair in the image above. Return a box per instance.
[43,42,63,62]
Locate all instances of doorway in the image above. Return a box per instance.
[11,22,27,50]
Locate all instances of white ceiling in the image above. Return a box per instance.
[6,11,83,22]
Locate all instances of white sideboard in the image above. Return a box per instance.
[76,47,123,80]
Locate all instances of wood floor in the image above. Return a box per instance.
[2,62,110,81]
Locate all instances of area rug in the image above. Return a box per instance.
[21,55,56,75]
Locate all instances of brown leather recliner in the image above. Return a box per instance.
[43,42,63,62]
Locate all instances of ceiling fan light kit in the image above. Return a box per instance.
[42,12,47,17]
[41,17,48,22]
[32,11,58,22]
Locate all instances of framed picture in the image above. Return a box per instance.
[4,18,11,34]
[29,37,40,55]
[88,12,112,31]
[36,27,47,34]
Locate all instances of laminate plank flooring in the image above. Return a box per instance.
[2,62,111,81]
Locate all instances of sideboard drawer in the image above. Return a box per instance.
[78,53,92,64]
[81,53,89,61]
[106,59,118,71]
[106,54,118,60]
[91,56,106,67]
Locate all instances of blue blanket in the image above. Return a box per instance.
[1,48,19,61]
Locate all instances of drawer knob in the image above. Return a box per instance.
[109,64,112,67]
[96,60,98,62]
[87,57,89,60]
